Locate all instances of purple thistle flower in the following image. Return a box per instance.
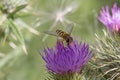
[41,40,92,74]
[98,3,120,33]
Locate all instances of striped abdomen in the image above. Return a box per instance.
[56,29,69,39]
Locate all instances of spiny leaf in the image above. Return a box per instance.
[11,4,27,15]
[8,19,27,54]
[8,19,23,43]
[92,30,120,79]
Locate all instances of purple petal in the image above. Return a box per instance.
[41,40,92,74]
[98,3,120,32]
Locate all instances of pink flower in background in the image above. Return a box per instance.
[98,3,120,33]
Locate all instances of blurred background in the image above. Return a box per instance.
[0,0,119,80]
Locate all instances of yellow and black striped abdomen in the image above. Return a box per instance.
[56,29,73,44]
[56,29,69,39]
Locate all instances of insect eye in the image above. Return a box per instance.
[66,38,69,42]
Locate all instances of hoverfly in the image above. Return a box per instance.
[44,24,74,44]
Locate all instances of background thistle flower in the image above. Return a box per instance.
[41,40,92,80]
[98,3,120,34]
[97,3,120,79]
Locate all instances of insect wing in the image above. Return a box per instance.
[44,31,58,37]
[66,23,73,35]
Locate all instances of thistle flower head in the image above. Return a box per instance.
[98,3,120,33]
[41,40,92,74]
